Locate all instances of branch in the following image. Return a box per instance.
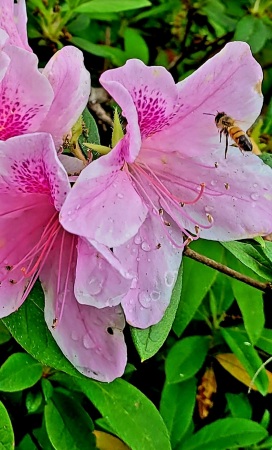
[183,247,272,292]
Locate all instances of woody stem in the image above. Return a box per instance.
[183,247,272,292]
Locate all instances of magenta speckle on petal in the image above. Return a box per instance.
[10,157,51,195]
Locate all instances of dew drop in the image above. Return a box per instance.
[141,241,151,252]
[76,204,81,210]
[244,341,251,346]
[83,334,95,349]
[117,193,124,199]
[134,235,142,245]
[253,183,258,188]
[204,205,214,213]
[131,277,138,289]
[71,331,79,341]
[88,278,102,295]
[165,271,177,287]
[250,192,259,201]
[136,257,140,262]
[210,180,217,186]
[151,291,160,301]
[138,292,151,308]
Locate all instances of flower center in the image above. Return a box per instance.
[127,160,215,248]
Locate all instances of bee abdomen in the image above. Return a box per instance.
[229,127,252,152]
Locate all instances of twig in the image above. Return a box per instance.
[183,247,272,292]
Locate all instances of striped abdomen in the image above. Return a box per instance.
[229,126,252,152]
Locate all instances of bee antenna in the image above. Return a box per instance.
[203,113,216,116]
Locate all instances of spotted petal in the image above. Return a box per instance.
[0,0,32,51]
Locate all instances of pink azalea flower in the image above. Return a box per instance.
[0,0,31,51]
[60,42,272,328]
[0,30,90,145]
[0,133,131,381]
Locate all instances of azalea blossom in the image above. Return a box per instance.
[60,42,272,328]
[0,0,31,51]
[0,29,90,146]
[0,132,131,381]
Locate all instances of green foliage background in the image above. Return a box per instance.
[1,0,272,449]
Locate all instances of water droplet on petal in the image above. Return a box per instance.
[117,193,124,199]
[204,205,214,213]
[136,257,140,262]
[88,278,103,295]
[76,204,81,210]
[71,331,79,341]
[165,271,177,287]
[141,241,151,251]
[210,180,217,186]
[131,277,138,289]
[83,334,96,349]
[253,183,258,188]
[151,291,160,301]
[138,292,151,308]
[250,192,259,201]
[134,235,142,245]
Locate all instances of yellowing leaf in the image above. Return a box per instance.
[216,353,272,393]
[93,430,130,450]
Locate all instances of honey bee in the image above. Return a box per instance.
[205,111,252,159]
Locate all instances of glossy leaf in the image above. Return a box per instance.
[220,329,269,395]
[70,37,127,66]
[76,378,171,450]
[131,265,182,361]
[160,378,197,448]
[0,401,14,450]
[16,434,37,450]
[225,393,252,419]
[256,327,272,354]
[74,0,151,13]
[44,391,96,450]
[173,240,223,336]
[178,418,268,450]
[165,336,210,384]
[124,28,149,63]
[0,353,42,392]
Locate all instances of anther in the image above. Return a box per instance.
[156,243,161,249]
[9,279,16,284]
[164,220,171,227]
[52,318,58,329]
[224,183,230,190]
[214,162,218,168]
[180,202,185,207]
[206,213,213,223]
[159,208,164,216]
[195,225,200,234]
[5,265,12,271]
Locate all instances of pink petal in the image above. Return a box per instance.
[0,0,31,51]
[0,133,70,210]
[172,150,272,240]
[0,193,55,318]
[114,213,182,328]
[100,59,178,162]
[75,238,131,308]
[40,231,127,382]
[13,0,32,52]
[60,145,148,247]
[143,42,263,158]
[58,154,85,176]
[0,45,54,140]
[40,46,91,145]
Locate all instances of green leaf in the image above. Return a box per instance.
[165,336,210,384]
[74,0,151,13]
[45,391,95,450]
[76,378,171,450]
[0,353,42,392]
[79,107,100,158]
[173,241,223,336]
[0,322,11,345]
[259,153,272,169]
[0,400,14,450]
[70,37,126,65]
[16,434,37,450]
[177,418,268,450]
[131,265,182,361]
[225,393,252,419]
[2,285,80,379]
[26,391,43,415]
[160,378,197,448]
[234,16,268,53]
[124,28,149,63]
[256,329,272,357]
[220,328,268,395]
[221,241,272,280]
[260,409,270,429]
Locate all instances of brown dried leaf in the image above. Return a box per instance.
[93,430,130,450]
[197,366,217,419]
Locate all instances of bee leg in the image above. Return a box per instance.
[224,132,229,159]
[219,129,223,143]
